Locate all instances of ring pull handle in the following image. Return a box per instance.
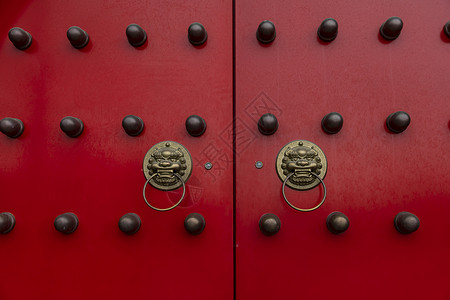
[282,172,327,212]
[141,141,192,212]
[143,173,186,212]
[276,140,328,212]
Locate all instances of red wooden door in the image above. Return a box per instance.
[0,1,233,299]
[2,1,450,299]
[235,0,450,299]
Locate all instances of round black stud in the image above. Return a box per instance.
[0,118,24,138]
[126,24,147,47]
[54,213,78,234]
[8,27,32,50]
[60,116,84,138]
[321,112,343,134]
[188,23,207,46]
[380,17,403,40]
[118,213,141,235]
[318,18,338,42]
[184,213,205,235]
[256,20,276,44]
[259,213,281,236]
[0,213,16,234]
[185,115,207,137]
[66,26,89,49]
[443,21,450,39]
[386,111,410,133]
[122,115,144,136]
[326,212,349,234]
[394,212,420,234]
[258,113,278,135]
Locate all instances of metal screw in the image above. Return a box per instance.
[255,161,263,169]
[204,162,213,170]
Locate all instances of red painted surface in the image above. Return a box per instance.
[1,1,450,299]
[0,1,233,299]
[236,0,450,299]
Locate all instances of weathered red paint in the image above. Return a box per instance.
[0,0,233,299]
[236,0,450,299]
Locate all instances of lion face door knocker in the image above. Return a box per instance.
[276,140,328,212]
[142,141,192,211]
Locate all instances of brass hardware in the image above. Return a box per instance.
[143,173,186,211]
[142,141,192,211]
[276,140,327,212]
[143,141,192,191]
[276,140,327,191]
[282,172,327,211]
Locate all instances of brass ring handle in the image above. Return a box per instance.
[143,173,186,212]
[282,172,327,212]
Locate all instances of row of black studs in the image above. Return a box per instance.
[7,23,208,50]
[0,211,420,236]
[7,18,450,51]
[0,111,411,139]
[257,18,450,43]
[0,111,411,138]
[0,212,206,235]
[260,211,420,236]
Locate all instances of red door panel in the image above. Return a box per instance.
[236,0,450,299]
[2,1,449,299]
[0,1,232,299]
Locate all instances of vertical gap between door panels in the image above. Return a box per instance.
[232,0,237,297]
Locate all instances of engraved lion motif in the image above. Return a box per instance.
[281,141,322,186]
[147,142,187,186]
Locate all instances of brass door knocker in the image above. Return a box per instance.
[276,140,327,212]
[142,141,192,211]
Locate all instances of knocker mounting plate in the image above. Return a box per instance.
[276,140,327,191]
[143,141,192,191]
